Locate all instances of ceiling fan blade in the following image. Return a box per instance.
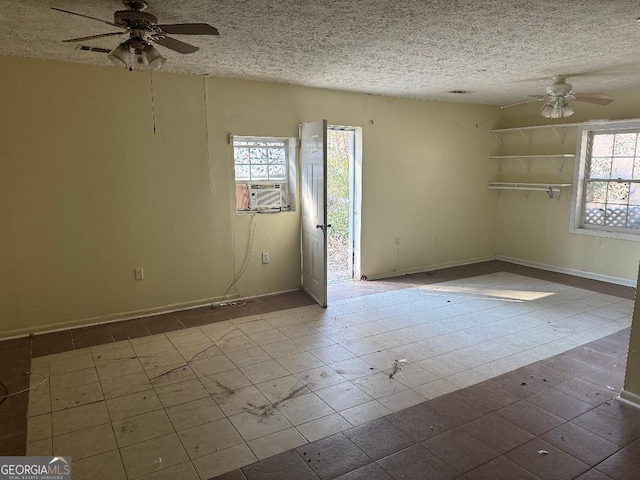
[77,45,111,54]
[157,23,219,35]
[63,32,124,43]
[154,36,199,54]
[501,98,545,109]
[526,95,548,99]
[573,93,614,106]
[50,7,120,28]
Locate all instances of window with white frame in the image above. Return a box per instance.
[233,136,295,212]
[572,121,640,239]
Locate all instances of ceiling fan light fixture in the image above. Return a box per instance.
[108,40,166,71]
[143,44,165,69]
[550,105,564,119]
[540,103,555,118]
[540,97,574,119]
[107,42,131,67]
[562,104,574,117]
[132,49,150,71]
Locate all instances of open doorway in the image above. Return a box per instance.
[327,126,361,283]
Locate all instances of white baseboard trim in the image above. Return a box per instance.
[0,288,303,340]
[496,255,637,288]
[364,255,496,281]
[618,390,640,410]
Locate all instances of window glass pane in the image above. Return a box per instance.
[268,165,286,179]
[611,157,634,179]
[268,148,286,164]
[589,157,611,179]
[628,206,640,229]
[586,181,608,203]
[584,203,605,225]
[234,148,250,164]
[581,130,640,234]
[249,148,268,164]
[634,158,640,179]
[234,137,289,187]
[604,206,628,227]
[235,165,250,180]
[613,133,637,156]
[606,182,630,205]
[629,184,640,204]
[251,165,268,179]
[592,134,614,157]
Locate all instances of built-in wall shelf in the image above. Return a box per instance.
[492,122,583,146]
[487,182,573,200]
[490,154,575,172]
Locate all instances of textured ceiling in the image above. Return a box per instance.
[3,0,640,104]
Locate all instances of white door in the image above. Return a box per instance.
[301,120,328,307]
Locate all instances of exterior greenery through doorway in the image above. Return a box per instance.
[327,128,353,282]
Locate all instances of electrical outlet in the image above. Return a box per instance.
[262,252,270,264]
[134,267,144,280]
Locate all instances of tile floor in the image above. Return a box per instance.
[0,261,637,480]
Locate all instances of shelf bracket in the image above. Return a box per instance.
[518,158,532,173]
[550,127,569,144]
[491,158,502,171]
[550,156,565,172]
[492,132,503,146]
[518,130,533,145]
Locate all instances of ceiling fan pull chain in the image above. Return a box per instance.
[150,71,156,135]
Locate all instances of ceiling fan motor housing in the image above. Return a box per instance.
[114,10,158,29]
[546,82,573,96]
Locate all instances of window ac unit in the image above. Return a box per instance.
[249,184,283,210]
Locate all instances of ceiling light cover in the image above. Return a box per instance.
[144,45,166,69]
[562,104,574,117]
[540,98,574,118]
[108,43,131,67]
[540,103,555,118]
[108,41,166,72]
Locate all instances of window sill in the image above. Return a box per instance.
[570,227,640,242]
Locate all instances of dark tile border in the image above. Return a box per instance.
[0,289,316,456]
[0,260,635,468]
[215,328,636,480]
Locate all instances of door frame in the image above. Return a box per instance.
[327,125,362,282]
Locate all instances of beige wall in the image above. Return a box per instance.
[0,57,501,337]
[360,95,499,277]
[495,89,640,283]
[1,57,235,337]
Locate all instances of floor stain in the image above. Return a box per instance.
[389,359,406,379]
[148,365,189,382]
[212,381,236,398]
[188,344,220,362]
[215,329,240,349]
[248,385,308,423]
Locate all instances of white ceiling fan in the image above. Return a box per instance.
[502,75,614,118]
